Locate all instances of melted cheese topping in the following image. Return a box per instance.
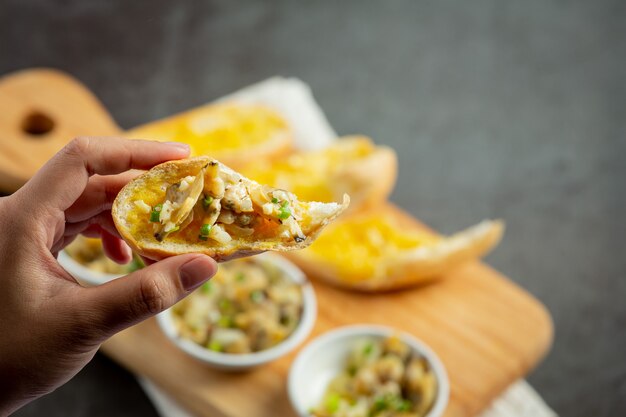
[242,137,375,203]
[304,216,440,282]
[128,104,288,156]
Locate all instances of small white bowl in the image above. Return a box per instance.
[157,253,317,371]
[288,325,449,417]
[58,250,123,287]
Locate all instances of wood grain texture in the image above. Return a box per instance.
[0,68,119,192]
[0,68,553,417]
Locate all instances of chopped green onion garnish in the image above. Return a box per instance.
[219,299,231,311]
[271,197,279,204]
[202,195,213,210]
[150,204,162,222]
[201,281,212,294]
[208,340,222,352]
[372,396,389,413]
[396,399,412,411]
[281,200,289,208]
[200,223,212,236]
[218,315,233,328]
[278,207,291,220]
[236,272,246,282]
[325,394,341,413]
[250,290,264,303]
[363,342,374,355]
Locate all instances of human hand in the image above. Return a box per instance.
[0,137,217,415]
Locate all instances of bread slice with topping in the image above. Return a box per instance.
[240,136,397,212]
[285,204,504,292]
[112,157,349,261]
[125,102,293,169]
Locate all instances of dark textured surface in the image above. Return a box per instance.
[1,1,625,416]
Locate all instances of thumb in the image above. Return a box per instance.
[79,254,217,341]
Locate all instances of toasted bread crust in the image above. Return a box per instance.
[112,157,349,261]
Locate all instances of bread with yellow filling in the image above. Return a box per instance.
[240,136,396,212]
[284,204,504,291]
[112,156,349,261]
[125,102,293,169]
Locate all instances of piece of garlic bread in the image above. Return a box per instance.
[125,102,293,169]
[285,204,504,291]
[112,157,349,261]
[240,136,397,212]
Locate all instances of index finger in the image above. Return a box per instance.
[21,137,190,212]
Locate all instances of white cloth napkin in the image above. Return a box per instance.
[137,77,557,417]
[138,377,556,417]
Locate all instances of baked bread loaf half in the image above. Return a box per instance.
[285,204,504,292]
[240,136,397,212]
[125,102,293,169]
[112,157,349,261]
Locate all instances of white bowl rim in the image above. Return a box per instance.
[58,250,123,286]
[288,324,450,417]
[157,252,317,368]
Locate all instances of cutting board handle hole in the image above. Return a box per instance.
[22,111,55,137]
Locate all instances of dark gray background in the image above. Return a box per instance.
[1,1,625,416]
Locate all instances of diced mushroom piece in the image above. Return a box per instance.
[268,285,302,306]
[224,336,251,354]
[373,355,404,383]
[177,296,213,345]
[353,367,377,395]
[382,336,411,361]
[375,381,402,398]
[236,213,254,227]
[210,328,249,353]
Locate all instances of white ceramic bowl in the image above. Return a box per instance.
[58,250,123,286]
[288,325,449,417]
[157,253,317,371]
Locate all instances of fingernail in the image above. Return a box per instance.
[179,256,215,291]
[165,141,190,152]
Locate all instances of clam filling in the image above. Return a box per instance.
[311,336,438,417]
[139,161,306,244]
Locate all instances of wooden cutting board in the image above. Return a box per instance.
[0,69,120,191]
[0,68,553,417]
